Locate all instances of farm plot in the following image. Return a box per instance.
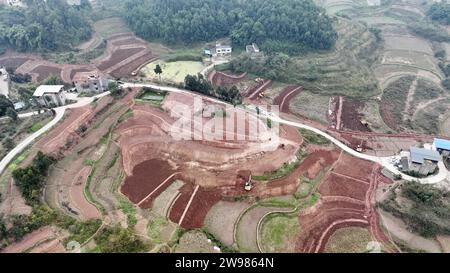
[236,206,293,253]
[290,91,331,125]
[381,51,441,76]
[0,56,32,70]
[30,65,62,82]
[168,185,222,229]
[142,61,205,83]
[209,71,247,86]
[295,155,392,253]
[174,230,217,253]
[324,227,373,253]
[120,158,178,206]
[358,17,405,25]
[97,48,143,71]
[260,214,299,253]
[272,85,303,113]
[321,0,356,14]
[204,201,251,247]
[383,36,433,55]
[340,99,371,132]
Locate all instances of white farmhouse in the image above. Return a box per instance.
[33,85,66,107]
[73,72,109,93]
[0,67,10,98]
[212,43,232,57]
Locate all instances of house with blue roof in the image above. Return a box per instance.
[433,138,450,154]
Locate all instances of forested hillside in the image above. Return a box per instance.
[123,0,337,54]
[0,0,92,52]
[427,1,450,25]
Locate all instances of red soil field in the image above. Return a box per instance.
[0,57,31,70]
[273,85,303,113]
[169,186,222,229]
[97,48,143,71]
[319,172,369,201]
[295,154,394,253]
[112,38,143,47]
[31,65,62,81]
[110,51,156,78]
[69,68,91,80]
[247,80,272,100]
[379,100,399,131]
[332,153,374,182]
[296,199,368,252]
[168,183,195,224]
[251,149,341,198]
[341,99,371,132]
[120,158,178,204]
[210,71,247,86]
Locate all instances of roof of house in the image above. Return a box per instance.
[410,147,441,164]
[73,71,104,82]
[434,138,450,151]
[33,85,64,97]
[216,45,232,50]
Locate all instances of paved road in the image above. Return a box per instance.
[0,92,110,175]
[123,82,449,184]
[2,82,448,184]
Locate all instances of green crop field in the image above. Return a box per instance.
[142,61,205,83]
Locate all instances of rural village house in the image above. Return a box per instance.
[0,66,10,98]
[73,72,109,93]
[33,85,66,107]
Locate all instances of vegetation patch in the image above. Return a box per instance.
[324,227,372,253]
[94,226,150,253]
[378,182,450,238]
[261,214,299,252]
[124,0,337,55]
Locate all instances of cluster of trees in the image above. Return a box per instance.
[379,182,450,237]
[123,0,337,54]
[95,226,149,253]
[184,74,242,105]
[0,0,93,52]
[0,95,17,120]
[427,2,450,25]
[12,151,56,205]
[229,53,291,81]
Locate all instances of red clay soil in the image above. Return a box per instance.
[97,48,143,71]
[0,57,31,70]
[319,172,369,202]
[110,51,157,78]
[379,100,399,131]
[247,80,272,100]
[69,68,91,81]
[120,158,178,204]
[168,183,195,224]
[31,65,62,81]
[169,186,222,229]
[249,149,341,198]
[332,153,374,183]
[273,85,303,113]
[210,71,247,86]
[295,154,395,253]
[112,38,143,47]
[341,99,371,132]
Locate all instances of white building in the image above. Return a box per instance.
[212,43,232,56]
[0,67,10,98]
[246,43,260,54]
[33,85,66,107]
[73,72,109,93]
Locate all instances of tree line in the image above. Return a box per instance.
[427,1,450,25]
[0,0,93,52]
[184,74,242,105]
[123,0,337,54]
